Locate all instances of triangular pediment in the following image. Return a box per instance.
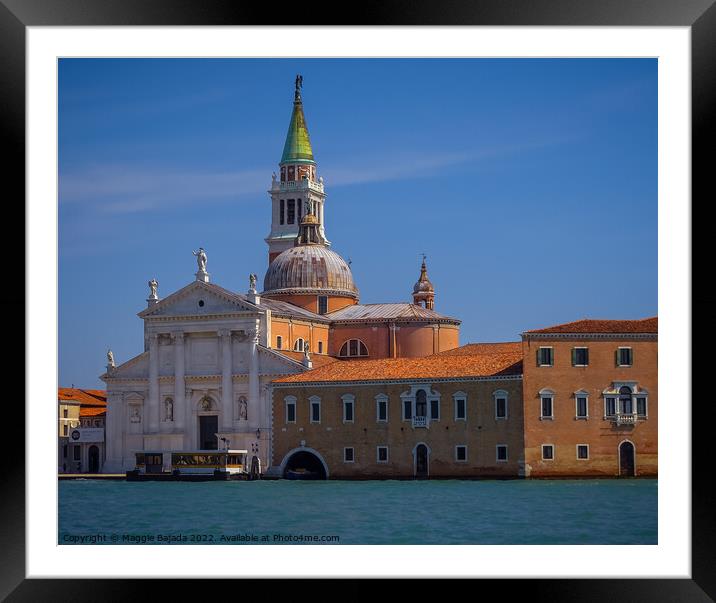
[138,281,259,319]
[101,351,149,381]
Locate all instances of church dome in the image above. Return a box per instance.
[263,245,359,299]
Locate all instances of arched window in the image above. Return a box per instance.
[415,389,427,418]
[294,338,305,352]
[276,335,283,349]
[619,386,633,414]
[339,339,369,357]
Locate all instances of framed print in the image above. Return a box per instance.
[4,0,712,598]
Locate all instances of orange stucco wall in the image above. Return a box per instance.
[270,317,330,354]
[263,293,356,315]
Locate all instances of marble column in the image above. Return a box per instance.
[173,332,185,432]
[104,392,121,472]
[148,333,160,433]
[248,323,260,431]
[220,329,233,430]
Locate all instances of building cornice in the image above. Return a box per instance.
[523,333,657,341]
[271,374,523,389]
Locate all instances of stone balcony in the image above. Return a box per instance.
[412,416,427,428]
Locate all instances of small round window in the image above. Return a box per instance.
[198,299,205,307]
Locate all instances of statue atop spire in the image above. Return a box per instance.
[295,74,303,101]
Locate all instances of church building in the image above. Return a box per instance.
[100,77,461,473]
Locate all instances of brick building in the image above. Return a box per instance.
[270,343,524,478]
[521,318,657,477]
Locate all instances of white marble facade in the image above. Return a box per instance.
[101,278,306,473]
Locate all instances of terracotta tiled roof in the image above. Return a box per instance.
[326,303,460,323]
[79,407,106,417]
[272,349,341,368]
[525,317,658,334]
[273,345,522,385]
[58,388,107,406]
[438,342,522,356]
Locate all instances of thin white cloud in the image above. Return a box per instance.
[59,137,571,215]
[59,165,267,214]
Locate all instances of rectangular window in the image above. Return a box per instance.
[344,447,354,463]
[455,399,466,420]
[63,425,68,436]
[403,399,412,420]
[605,397,616,416]
[573,347,589,366]
[576,396,588,418]
[377,399,388,422]
[318,341,324,354]
[343,399,354,423]
[577,444,589,460]
[310,400,321,423]
[286,401,296,423]
[430,399,440,420]
[455,445,467,462]
[287,199,295,224]
[495,397,507,419]
[542,445,554,460]
[297,199,302,222]
[276,335,283,349]
[280,199,285,225]
[636,397,647,417]
[318,296,328,315]
[63,408,68,418]
[496,445,508,462]
[618,347,633,366]
[377,446,389,463]
[541,397,553,419]
[73,446,81,461]
[537,347,553,366]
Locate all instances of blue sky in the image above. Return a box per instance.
[58,58,657,388]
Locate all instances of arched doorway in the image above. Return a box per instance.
[619,441,636,476]
[88,446,100,473]
[282,449,328,480]
[415,444,429,478]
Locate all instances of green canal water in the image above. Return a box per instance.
[59,478,657,545]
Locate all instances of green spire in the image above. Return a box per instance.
[280,75,315,164]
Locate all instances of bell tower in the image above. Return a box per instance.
[265,75,329,265]
[412,255,435,310]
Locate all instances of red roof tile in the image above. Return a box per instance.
[272,349,341,368]
[79,407,106,417]
[438,342,522,356]
[58,388,107,406]
[273,345,522,385]
[525,317,657,334]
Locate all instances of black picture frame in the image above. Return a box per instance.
[5,0,709,598]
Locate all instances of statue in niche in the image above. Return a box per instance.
[130,406,141,423]
[106,349,115,367]
[164,398,174,421]
[148,278,158,298]
[238,397,248,421]
[193,247,208,272]
[200,398,212,412]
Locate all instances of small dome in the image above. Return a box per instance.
[263,245,359,299]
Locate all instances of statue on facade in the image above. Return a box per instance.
[249,273,257,293]
[148,278,158,297]
[239,397,248,421]
[106,349,115,367]
[165,398,174,421]
[193,247,208,272]
[295,74,303,91]
[130,407,141,423]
